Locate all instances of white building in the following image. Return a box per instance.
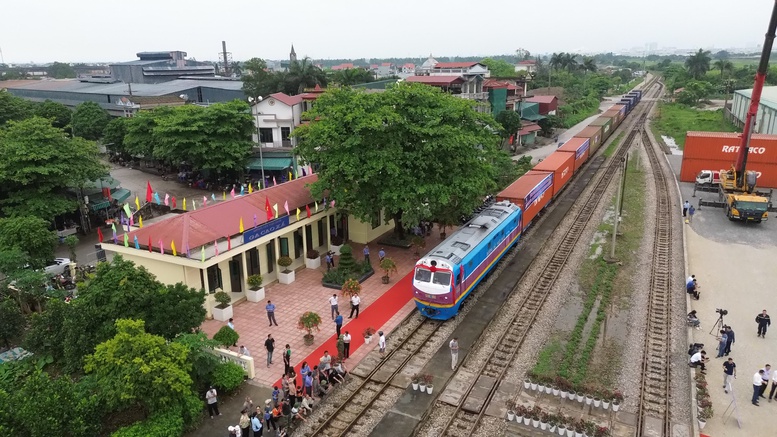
[515,60,537,74]
[731,86,777,135]
[252,93,303,148]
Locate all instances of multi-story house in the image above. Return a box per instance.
[514,60,537,74]
[252,92,303,148]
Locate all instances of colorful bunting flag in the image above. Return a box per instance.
[273,203,278,219]
[146,181,153,203]
[296,208,300,221]
[227,236,231,251]
[129,214,134,227]
[154,192,161,205]
[284,200,289,216]
[135,196,140,211]
[123,203,132,218]
[201,246,205,262]
[164,193,169,206]
[183,198,187,211]
[203,196,207,206]
[330,200,336,208]
[111,222,116,234]
[240,185,245,195]
[171,240,177,256]
[288,171,292,181]
[159,239,164,254]
[306,205,311,218]
[214,240,219,256]
[186,243,191,258]
[239,217,245,233]
[265,197,273,221]
[123,233,129,247]
[97,227,104,243]
[139,215,143,228]
[248,183,253,194]
[223,191,226,201]
[273,176,277,186]
[301,167,307,177]
[315,201,318,212]
[172,196,176,209]
[211,193,216,202]
[192,200,196,210]
[134,236,139,249]
[230,187,236,199]
[148,236,152,253]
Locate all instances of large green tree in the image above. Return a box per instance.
[84,319,194,415]
[495,110,522,148]
[101,116,128,155]
[123,107,169,157]
[328,68,375,86]
[285,57,328,95]
[0,117,106,219]
[0,91,33,125]
[33,99,72,129]
[481,58,516,77]
[241,58,278,99]
[0,298,25,347]
[48,62,77,79]
[0,216,57,269]
[685,49,712,80]
[71,101,110,140]
[294,83,509,238]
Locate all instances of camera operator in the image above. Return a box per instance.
[724,325,735,356]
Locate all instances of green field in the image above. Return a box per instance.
[651,102,739,149]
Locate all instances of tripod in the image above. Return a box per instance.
[709,313,725,335]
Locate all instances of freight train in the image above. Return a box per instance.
[413,87,646,320]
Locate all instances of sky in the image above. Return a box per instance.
[0,0,772,64]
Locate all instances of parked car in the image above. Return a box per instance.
[43,258,71,276]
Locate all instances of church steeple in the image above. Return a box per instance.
[290,44,297,62]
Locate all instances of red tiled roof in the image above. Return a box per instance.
[126,175,319,251]
[433,62,479,69]
[518,60,536,65]
[484,79,519,91]
[268,92,303,106]
[526,95,557,104]
[300,84,325,100]
[519,124,542,135]
[370,64,378,69]
[404,75,464,86]
[381,62,392,67]
[403,63,415,69]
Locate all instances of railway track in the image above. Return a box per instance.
[306,318,442,436]
[436,82,663,437]
[634,125,673,436]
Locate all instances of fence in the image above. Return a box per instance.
[210,347,255,379]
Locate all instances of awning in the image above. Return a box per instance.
[246,157,293,171]
[89,188,131,211]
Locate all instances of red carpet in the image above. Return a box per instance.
[273,271,414,388]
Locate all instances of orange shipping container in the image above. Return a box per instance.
[575,126,604,153]
[532,151,575,197]
[497,171,554,229]
[558,137,591,172]
[683,132,777,164]
[680,158,777,188]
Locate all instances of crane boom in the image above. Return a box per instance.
[735,0,777,187]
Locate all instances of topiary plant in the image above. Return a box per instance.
[297,311,322,343]
[341,278,361,298]
[213,325,239,349]
[338,244,355,274]
[247,274,263,290]
[277,256,293,273]
[211,361,246,393]
[306,249,320,259]
[380,257,397,281]
[411,236,425,255]
[214,290,231,309]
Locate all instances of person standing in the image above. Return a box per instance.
[283,344,292,376]
[205,386,221,418]
[716,329,728,358]
[769,367,777,402]
[320,351,332,372]
[250,409,263,436]
[753,369,765,405]
[227,318,237,347]
[756,310,771,337]
[266,300,278,327]
[303,371,313,397]
[378,248,385,262]
[342,331,351,359]
[760,364,772,398]
[329,294,338,320]
[363,245,370,264]
[683,200,690,217]
[723,358,736,393]
[724,326,735,355]
[378,331,386,356]
[349,294,360,319]
[449,337,459,370]
[239,409,251,437]
[325,253,332,271]
[688,205,696,223]
[264,334,275,368]
[334,312,343,338]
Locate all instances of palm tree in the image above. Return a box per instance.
[713,59,733,79]
[548,53,563,91]
[286,57,328,95]
[561,53,578,72]
[685,49,712,79]
[230,61,243,77]
[581,56,597,74]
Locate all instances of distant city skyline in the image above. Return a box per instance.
[0,0,769,64]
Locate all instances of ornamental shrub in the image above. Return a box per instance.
[111,409,184,437]
[212,326,239,349]
[338,244,355,273]
[211,362,245,393]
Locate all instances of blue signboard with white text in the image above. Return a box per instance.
[243,216,290,243]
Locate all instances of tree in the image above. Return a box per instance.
[84,319,194,415]
[23,298,69,359]
[48,62,77,79]
[676,80,714,106]
[0,216,57,269]
[285,57,327,94]
[294,83,509,239]
[0,90,33,125]
[102,116,128,155]
[124,107,168,157]
[561,53,579,72]
[173,333,221,392]
[685,49,712,80]
[495,110,522,149]
[0,299,25,348]
[581,57,597,75]
[713,59,734,79]
[328,68,375,86]
[212,326,239,349]
[0,117,106,219]
[33,100,72,129]
[58,256,205,371]
[241,58,277,99]
[481,58,516,77]
[71,101,110,140]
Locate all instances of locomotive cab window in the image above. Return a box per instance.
[415,268,432,283]
[433,271,452,285]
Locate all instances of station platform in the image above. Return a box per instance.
[200,235,423,388]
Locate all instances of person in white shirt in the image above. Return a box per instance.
[329,294,338,320]
[378,331,386,356]
[690,350,707,372]
[342,331,352,359]
[239,345,250,357]
[759,364,772,399]
[206,386,221,418]
[349,294,360,318]
[320,351,332,371]
[769,368,777,401]
[449,337,459,370]
[753,369,765,405]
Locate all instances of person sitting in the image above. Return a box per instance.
[689,350,708,373]
[686,279,700,300]
[327,368,344,385]
[300,394,314,416]
[687,310,701,328]
[290,407,306,423]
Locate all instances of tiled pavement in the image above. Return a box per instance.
[200,230,443,388]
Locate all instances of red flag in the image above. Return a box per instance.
[148,235,152,253]
[227,236,231,251]
[145,181,153,203]
[265,197,273,221]
[172,197,177,209]
[97,227,104,243]
[306,204,311,218]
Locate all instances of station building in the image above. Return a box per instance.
[103,175,394,317]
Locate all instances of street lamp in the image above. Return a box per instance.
[248,96,266,187]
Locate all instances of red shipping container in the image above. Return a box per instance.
[558,137,591,172]
[684,132,777,164]
[532,151,575,197]
[575,126,604,153]
[680,158,777,188]
[497,171,554,229]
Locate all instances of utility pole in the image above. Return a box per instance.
[609,157,627,261]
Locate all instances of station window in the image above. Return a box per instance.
[206,265,222,293]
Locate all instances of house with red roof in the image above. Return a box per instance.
[515,59,537,74]
[525,95,559,115]
[252,92,304,149]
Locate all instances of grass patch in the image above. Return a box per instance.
[603,133,625,158]
[651,102,738,149]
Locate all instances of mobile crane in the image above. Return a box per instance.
[718,0,777,223]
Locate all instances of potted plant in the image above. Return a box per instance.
[330,235,344,255]
[585,393,594,406]
[576,390,584,403]
[557,414,567,436]
[411,236,425,256]
[246,274,264,302]
[341,278,361,299]
[556,376,571,398]
[548,413,558,433]
[297,311,322,345]
[411,374,419,391]
[363,326,376,344]
[540,411,549,431]
[568,389,576,401]
[584,420,596,437]
[418,375,427,393]
[574,419,585,437]
[523,377,532,390]
[277,256,295,284]
[514,404,527,424]
[379,257,397,284]
[537,378,546,393]
[698,406,713,429]
[530,406,541,428]
[423,374,434,394]
[611,390,623,412]
[505,399,516,421]
[305,249,321,269]
[594,426,612,437]
[212,289,233,321]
